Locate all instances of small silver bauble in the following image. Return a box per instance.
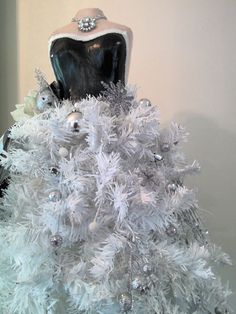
[160,143,170,152]
[215,307,228,314]
[119,292,133,312]
[166,183,178,194]
[48,191,61,202]
[66,111,82,132]
[154,153,164,161]
[139,98,152,107]
[132,277,149,294]
[143,264,152,274]
[166,224,177,237]
[50,234,63,248]
[58,146,69,157]
[131,277,142,290]
[36,88,56,112]
[49,166,60,176]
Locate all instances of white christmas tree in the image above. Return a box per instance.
[0,77,232,314]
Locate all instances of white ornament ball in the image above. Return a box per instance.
[89,220,99,232]
[74,102,81,110]
[59,146,69,157]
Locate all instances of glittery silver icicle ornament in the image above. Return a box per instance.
[139,98,152,107]
[119,292,133,313]
[36,88,56,112]
[48,191,61,202]
[50,234,63,248]
[66,111,82,132]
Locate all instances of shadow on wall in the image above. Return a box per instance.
[174,110,236,309]
[0,0,17,135]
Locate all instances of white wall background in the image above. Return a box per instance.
[2,0,236,310]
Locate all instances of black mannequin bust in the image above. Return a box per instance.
[50,33,126,100]
[48,8,132,100]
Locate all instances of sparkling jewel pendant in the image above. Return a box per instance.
[77,17,96,32]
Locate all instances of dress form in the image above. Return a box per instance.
[49,8,133,100]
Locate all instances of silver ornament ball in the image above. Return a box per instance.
[143,264,152,274]
[139,98,152,107]
[132,277,149,293]
[66,111,82,132]
[166,224,177,237]
[166,183,178,194]
[119,292,133,312]
[36,88,56,112]
[50,234,63,248]
[131,277,142,290]
[215,307,228,314]
[49,166,60,176]
[48,191,61,202]
[154,153,164,161]
[160,143,170,152]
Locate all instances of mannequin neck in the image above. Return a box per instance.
[73,8,105,19]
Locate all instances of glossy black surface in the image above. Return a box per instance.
[50,33,127,100]
[0,129,11,197]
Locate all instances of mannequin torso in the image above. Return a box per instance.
[48,8,132,100]
[50,33,126,100]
